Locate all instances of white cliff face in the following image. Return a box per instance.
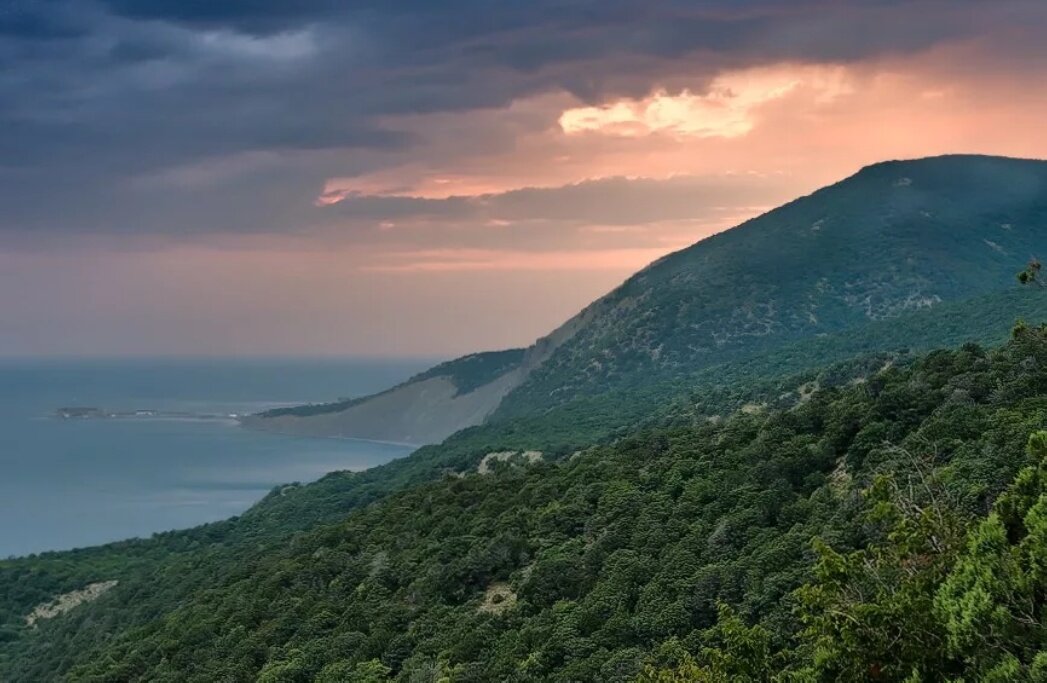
[25,581,118,627]
[243,371,522,445]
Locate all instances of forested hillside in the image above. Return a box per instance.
[5,324,1047,681]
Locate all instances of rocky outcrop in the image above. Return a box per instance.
[25,581,118,627]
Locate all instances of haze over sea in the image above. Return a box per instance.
[0,358,431,558]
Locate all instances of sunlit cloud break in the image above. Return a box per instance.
[559,65,852,138]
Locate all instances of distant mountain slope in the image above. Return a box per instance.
[247,155,1047,443]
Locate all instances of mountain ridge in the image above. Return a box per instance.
[246,154,1047,443]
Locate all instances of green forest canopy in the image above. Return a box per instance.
[4,323,1047,681]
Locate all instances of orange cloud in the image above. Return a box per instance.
[317,42,1047,215]
[558,65,852,139]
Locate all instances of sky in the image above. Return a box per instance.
[3,0,1047,357]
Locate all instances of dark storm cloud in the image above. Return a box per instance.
[0,0,85,39]
[0,0,1043,238]
[95,0,347,33]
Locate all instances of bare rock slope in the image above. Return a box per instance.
[241,306,594,444]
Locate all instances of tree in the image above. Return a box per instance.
[791,433,1047,681]
[792,450,967,681]
[1017,258,1043,286]
[933,431,1047,680]
[637,605,778,682]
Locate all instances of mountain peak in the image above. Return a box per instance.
[848,153,1047,191]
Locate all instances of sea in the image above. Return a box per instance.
[0,357,433,558]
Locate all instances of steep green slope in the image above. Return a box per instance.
[27,326,1047,682]
[499,154,1047,416]
[481,287,1047,448]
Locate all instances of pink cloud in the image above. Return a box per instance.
[359,246,690,273]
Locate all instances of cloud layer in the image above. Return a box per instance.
[4,0,1044,239]
[3,1,1047,355]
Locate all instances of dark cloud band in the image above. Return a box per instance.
[0,0,1041,238]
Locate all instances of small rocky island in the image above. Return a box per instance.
[54,407,239,421]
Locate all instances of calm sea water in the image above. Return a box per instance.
[0,358,432,558]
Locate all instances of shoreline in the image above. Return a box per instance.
[49,405,422,449]
[236,418,421,449]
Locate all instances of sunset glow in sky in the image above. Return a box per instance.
[4,1,1047,356]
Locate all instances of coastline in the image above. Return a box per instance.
[236,418,421,449]
[49,405,422,449]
